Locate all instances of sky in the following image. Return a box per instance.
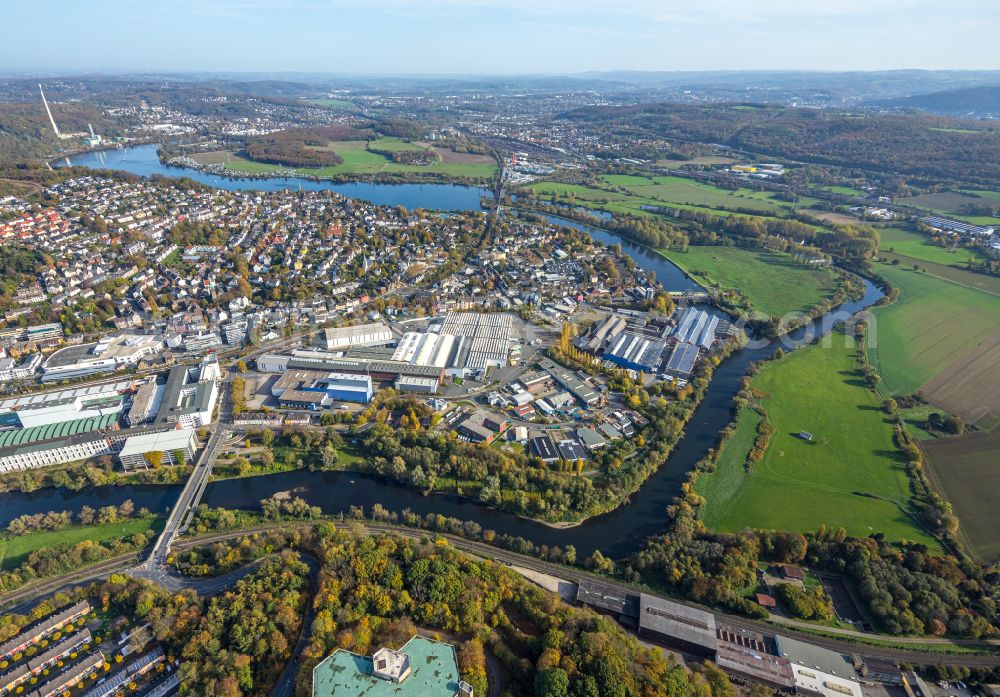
[4,0,998,74]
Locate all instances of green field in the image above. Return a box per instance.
[697,339,939,548]
[0,517,162,571]
[867,262,1000,396]
[665,245,841,318]
[225,137,496,180]
[527,175,819,220]
[819,185,868,197]
[879,227,984,266]
[898,190,1000,227]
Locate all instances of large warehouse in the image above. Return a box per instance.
[604,331,666,373]
[271,370,374,407]
[439,312,514,371]
[313,322,393,351]
[672,307,720,349]
[0,380,131,429]
[258,350,444,390]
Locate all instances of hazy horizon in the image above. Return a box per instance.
[4,0,998,75]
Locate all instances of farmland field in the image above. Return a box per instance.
[867,262,1000,423]
[697,338,939,548]
[878,227,984,266]
[225,137,497,180]
[665,245,840,317]
[601,173,814,214]
[899,190,1000,226]
[923,429,1000,562]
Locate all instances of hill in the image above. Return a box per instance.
[872,85,1000,116]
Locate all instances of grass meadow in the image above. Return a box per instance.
[697,338,940,548]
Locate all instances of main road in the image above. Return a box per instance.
[133,367,237,581]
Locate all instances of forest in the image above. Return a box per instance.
[561,103,1000,184]
[169,526,736,697]
[242,125,371,168]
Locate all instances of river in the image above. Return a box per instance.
[16,146,883,559]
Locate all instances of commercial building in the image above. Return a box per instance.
[395,376,439,394]
[126,379,161,426]
[604,331,667,373]
[457,410,508,444]
[312,636,467,697]
[153,356,220,428]
[774,635,863,697]
[183,331,222,352]
[42,333,162,382]
[0,430,114,473]
[272,369,375,407]
[314,322,393,351]
[117,426,198,470]
[539,359,600,407]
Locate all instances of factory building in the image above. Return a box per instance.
[672,307,720,349]
[439,312,514,371]
[272,369,374,407]
[0,431,114,474]
[41,333,162,382]
[0,380,131,429]
[117,426,198,470]
[604,331,667,373]
[665,342,700,378]
[258,351,443,390]
[314,322,393,351]
[576,314,628,354]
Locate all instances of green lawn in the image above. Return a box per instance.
[867,262,1000,396]
[697,339,939,548]
[0,517,163,571]
[879,227,983,266]
[225,138,496,180]
[664,245,841,318]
